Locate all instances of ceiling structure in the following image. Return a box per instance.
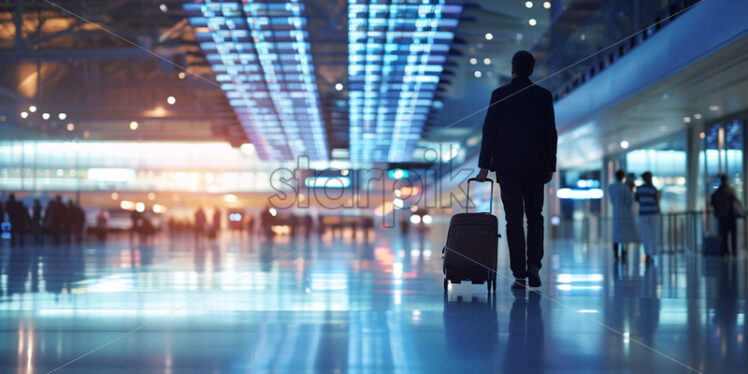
[346,1,463,163]
[183,1,328,161]
[0,0,556,164]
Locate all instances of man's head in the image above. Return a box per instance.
[721,174,730,186]
[511,50,535,78]
[615,169,625,182]
[641,171,653,185]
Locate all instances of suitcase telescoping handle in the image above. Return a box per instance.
[466,177,494,214]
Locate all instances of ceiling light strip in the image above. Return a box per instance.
[184,0,328,161]
[348,1,463,163]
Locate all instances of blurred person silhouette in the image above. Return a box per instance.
[6,194,31,247]
[475,50,557,288]
[31,199,44,244]
[399,212,410,236]
[634,172,660,264]
[59,198,73,243]
[303,214,313,238]
[194,206,208,240]
[608,170,640,260]
[129,209,142,242]
[362,215,374,242]
[625,173,637,190]
[69,199,85,243]
[246,214,254,237]
[210,206,221,240]
[96,209,109,241]
[260,205,275,239]
[44,195,64,244]
[711,174,743,257]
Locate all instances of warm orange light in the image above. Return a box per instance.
[271,225,291,235]
[399,186,421,197]
[120,200,135,210]
[144,106,167,117]
[374,202,394,217]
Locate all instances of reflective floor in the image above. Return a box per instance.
[1,225,746,373]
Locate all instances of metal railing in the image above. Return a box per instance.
[553,210,745,254]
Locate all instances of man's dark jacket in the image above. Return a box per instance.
[478,77,557,173]
[711,185,738,220]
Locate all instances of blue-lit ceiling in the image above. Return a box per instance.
[183,0,328,161]
[185,0,462,163]
[348,1,463,163]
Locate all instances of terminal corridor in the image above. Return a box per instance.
[1,0,747,372]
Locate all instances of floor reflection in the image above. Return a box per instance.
[505,290,544,374]
[0,228,745,372]
[443,293,499,371]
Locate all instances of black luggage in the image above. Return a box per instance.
[702,234,721,255]
[443,178,500,293]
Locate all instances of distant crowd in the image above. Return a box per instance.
[0,194,85,246]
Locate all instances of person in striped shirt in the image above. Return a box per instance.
[634,172,660,263]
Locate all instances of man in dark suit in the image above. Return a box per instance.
[475,50,557,288]
[711,174,741,256]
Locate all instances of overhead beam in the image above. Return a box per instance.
[0,48,152,62]
[15,0,22,51]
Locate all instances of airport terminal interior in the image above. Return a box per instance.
[1,0,747,372]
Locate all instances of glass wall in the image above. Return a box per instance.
[697,120,744,210]
[0,140,280,192]
[625,135,688,213]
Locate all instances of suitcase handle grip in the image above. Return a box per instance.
[466,178,494,214]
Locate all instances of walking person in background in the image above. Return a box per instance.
[70,200,85,243]
[194,206,208,241]
[635,172,660,264]
[625,173,637,190]
[96,209,109,241]
[6,194,31,247]
[130,209,142,242]
[711,174,742,257]
[608,170,640,260]
[32,199,44,244]
[44,196,64,244]
[210,206,221,240]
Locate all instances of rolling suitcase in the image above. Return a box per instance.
[443,178,500,293]
[702,234,722,255]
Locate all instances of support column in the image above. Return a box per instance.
[686,124,701,212]
[742,120,747,250]
[15,0,23,51]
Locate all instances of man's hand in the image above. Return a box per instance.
[475,168,489,182]
[543,172,554,184]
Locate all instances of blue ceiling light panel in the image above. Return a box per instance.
[183,1,329,161]
[348,1,463,163]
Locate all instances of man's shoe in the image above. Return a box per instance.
[528,269,541,288]
[511,278,526,289]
